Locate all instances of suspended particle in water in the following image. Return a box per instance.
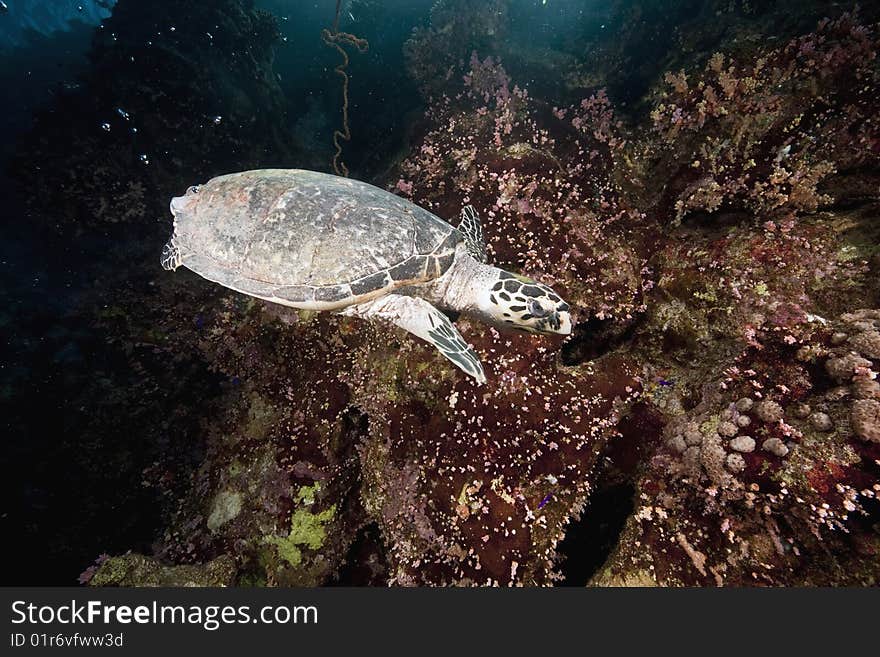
[116,108,130,120]
[139,154,150,165]
[101,122,111,132]
[212,115,223,125]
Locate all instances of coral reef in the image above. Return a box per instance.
[584,13,880,583]
[395,52,649,328]
[645,11,879,224]
[594,305,880,586]
[404,0,510,97]
[92,9,880,587]
[7,1,880,587]
[85,257,641,585]
[88,37,651,587]
[392,8,880,586]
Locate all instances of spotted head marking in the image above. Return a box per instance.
[481,270,572,335]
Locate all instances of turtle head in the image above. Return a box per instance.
[163,185,200,271]
[169,185,200,216]
[479,270,572,336]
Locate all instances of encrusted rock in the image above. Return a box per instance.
[756,400,784,423]
[207,490,243,531]
[762,437,790,457]
[825,353,872,383]
[809,412,833,432]
[735,397,754,412]
[851,399,880,443]
[736,415,751,428]
[825,386,851,402]
[718,420,738,438]
[725,453,746,473]
[830,331,848,346]
[796,345,824,362]
[841,309,880,324]
[791,402,811,419]
[700,438,729,485]
[729,435,756,453]
[852,375,879,400]
[848,330,880,359]
[683,425,703,446]
[682,445,702,475]
[667,434,687,454]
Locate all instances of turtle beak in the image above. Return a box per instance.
[554,311,572,335]
[170,194,192,216]
[535,310,571,335]
[170,186,200,216]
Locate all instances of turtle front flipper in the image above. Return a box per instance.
[339,294,486,384]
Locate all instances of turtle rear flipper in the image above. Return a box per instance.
[161,241,182,271]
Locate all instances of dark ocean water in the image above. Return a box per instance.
[1,1,878,587]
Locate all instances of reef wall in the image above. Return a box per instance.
[4,0,879,586]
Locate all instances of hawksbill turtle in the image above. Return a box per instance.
[161,169,572,383]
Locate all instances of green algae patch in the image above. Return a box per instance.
[90,554,236,587]
[699,415,721,438]
[266,484,336,568]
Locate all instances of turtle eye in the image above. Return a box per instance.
[527,299,550,317]
[187,185,200,195]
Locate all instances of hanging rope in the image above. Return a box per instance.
[322,0,368,177]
